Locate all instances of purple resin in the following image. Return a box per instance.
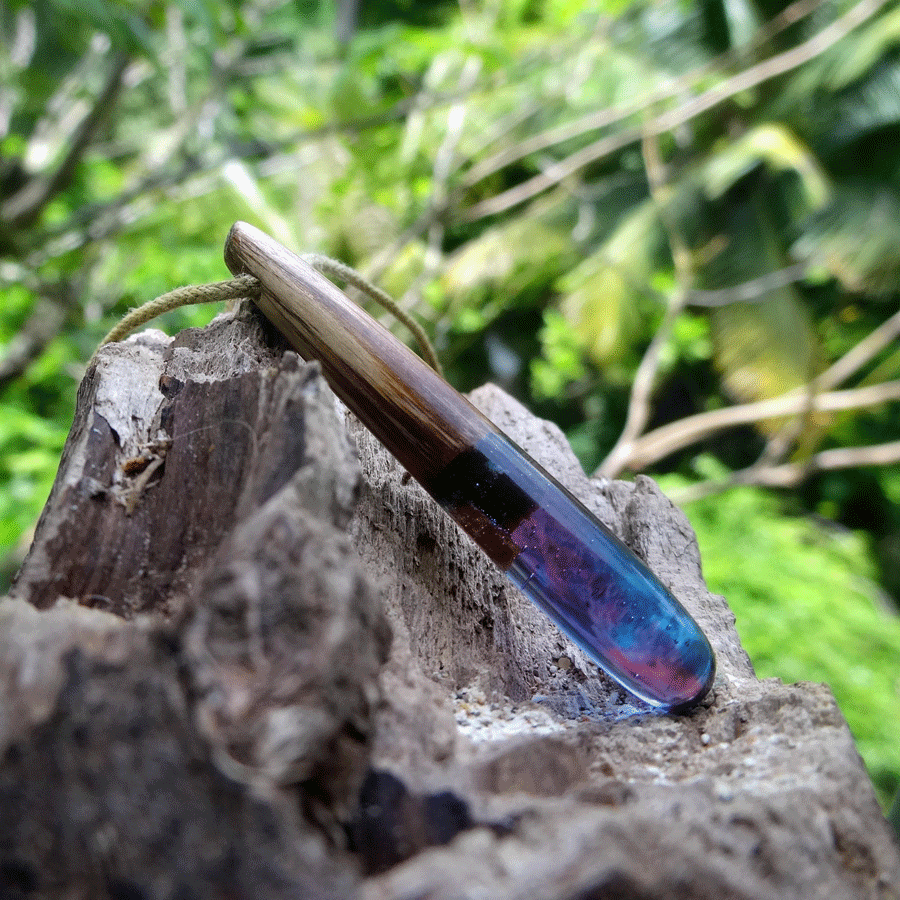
[426,432,715,711]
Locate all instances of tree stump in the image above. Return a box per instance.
[3,305,898,899]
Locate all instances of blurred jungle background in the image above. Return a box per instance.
[1,0,899,810]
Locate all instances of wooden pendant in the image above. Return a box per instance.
[224,221,715,711]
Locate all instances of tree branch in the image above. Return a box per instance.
[459,0,889,222]
[621,379,900,472]
[815,306,900,393]
[459,0,824,192]
[686,264,809,306]
[1,53,130,230]
[0,283,80,388]
[670,440,900,502]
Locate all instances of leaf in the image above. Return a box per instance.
[825,59,900,148]
[794,184,900,296]
[721,0,761,50]
[706,199,826,439]
[531,308,587,400]
[442,212,571,305]
[557,200,661,367]
[711,290,820,403]
[50,0,157,55]
[701,123,830,211]
[810,3,900,93]
[376,240,429,304]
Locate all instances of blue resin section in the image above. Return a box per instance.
[427,432,715,712]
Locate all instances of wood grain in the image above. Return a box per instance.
[224,221,496,479]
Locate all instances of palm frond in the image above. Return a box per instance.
[825,57,900,148]
[704,198,825,438]
[782,2,900,101]
[441,209,573,328]
[557,200,662,366]
[794,184,900,295]
[699,123,830,211]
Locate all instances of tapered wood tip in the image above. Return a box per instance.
[224,221,263,276]
[224,221,247,276]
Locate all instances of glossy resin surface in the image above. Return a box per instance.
[426,432,715,712]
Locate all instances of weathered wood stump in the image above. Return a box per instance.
[3,305,898,899]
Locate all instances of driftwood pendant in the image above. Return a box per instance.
[224,221,715,712]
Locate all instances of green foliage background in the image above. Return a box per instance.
[1,0,898,807]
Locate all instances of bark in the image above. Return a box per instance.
[2,306,898,900]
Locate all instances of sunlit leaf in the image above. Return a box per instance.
[702,123,830,211]
[557,200,660,366]
[711,289,821,403]
[721,0,761,49]
[376,240,429,303]
[442,213,570,302]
